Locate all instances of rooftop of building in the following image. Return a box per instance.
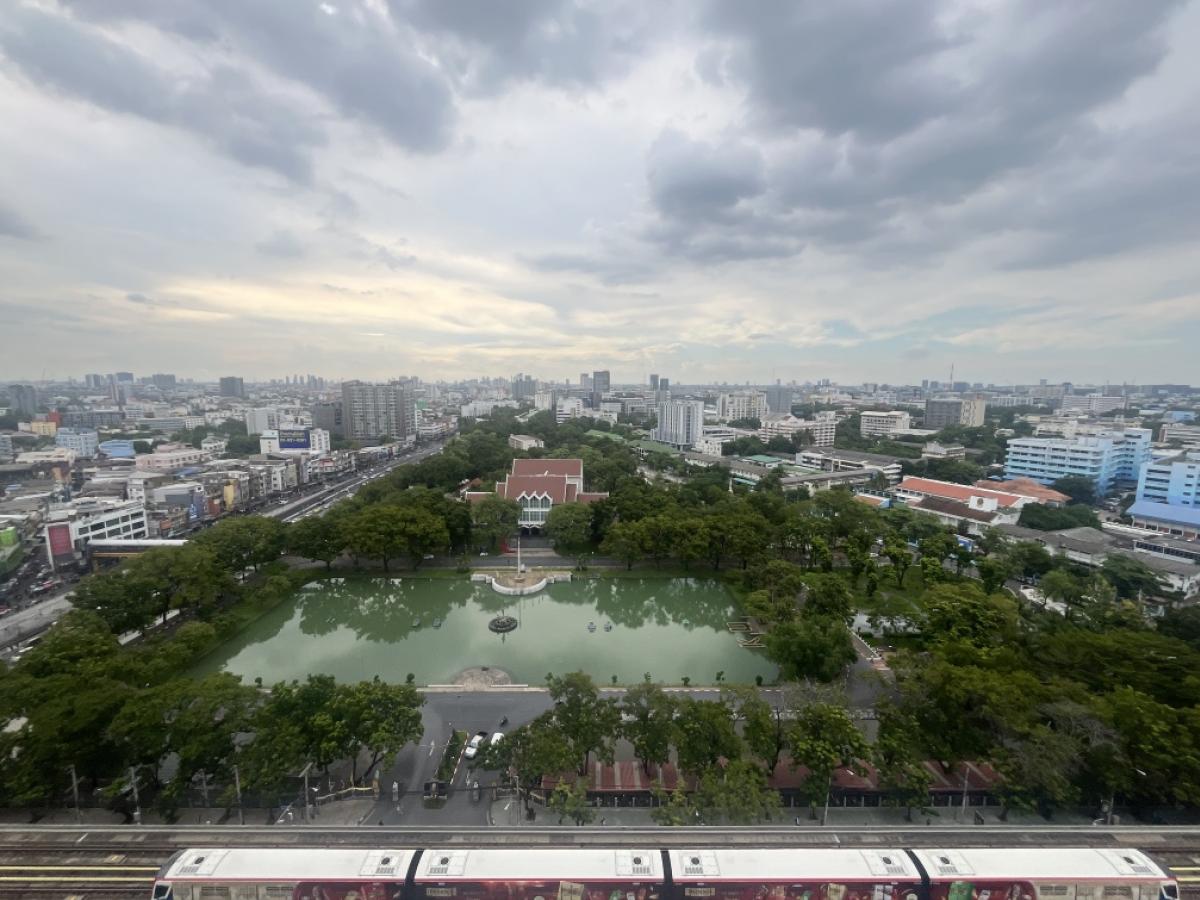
[510,458,583,478]
[801,448,904,465]
[896,476,1024,507]
[976,477,1071,504]
[908,494,1000,524]
[1128,499,1200,528]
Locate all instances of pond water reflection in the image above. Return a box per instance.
[190,576,776,686]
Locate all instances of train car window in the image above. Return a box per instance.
[231,885,257,900]
[198,886,233,900]
[1076,887,1097,900]
[1038,885,1075,900]
[259,886,297,899]
[1102,890,1133,900]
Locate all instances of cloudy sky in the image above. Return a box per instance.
[3,0,1200,386]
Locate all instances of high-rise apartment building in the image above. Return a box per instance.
[924,396,986,429]
[649,374,659,391]
[151,373,177,390]
[245,407,280,435]
[591,370,610,410]
[1004,428,1152,495]
[580,373,593,392]
[1136,451,1200,509]
[717,391,768,423]
[220,376,245,398]
[341,380,416,442]
[654,400,704,449]
[312,401,344,437]
[512,373,536,402]
[54,427,99,458]
[8,384,38,417]
[765,382,794,415]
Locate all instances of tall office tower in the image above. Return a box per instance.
[114,372,134,383]
[152,373,177,390]
[580,373,593,392]
[591,370,610,409]
[341,380,416,442]
[765,381,794,414]
[649,374,659,391]
[220,376,245,398]
[8,384,38,417]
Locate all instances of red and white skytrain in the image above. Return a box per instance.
[151,846,1179,900]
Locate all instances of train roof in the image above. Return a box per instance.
[910,849,1168,880]
[163,848,415,881]
[416,849,662,881]
[667,849,918,880]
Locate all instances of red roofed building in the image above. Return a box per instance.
[466,457,608,532]
[892,476,1030,534]
[974,477,1071,507]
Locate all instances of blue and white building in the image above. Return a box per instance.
[1128,450,1200,540]
[54,427,99,458]
[1003,428,1151,495]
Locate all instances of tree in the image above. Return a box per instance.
[341,506,410,572]
[1100,554,1164,601]
[976,556,1013,594]
[287,515,347,569]
[393,506,451,568]
[873,708,933,821]
[194,516,286,576]
[601,520,645,570]
[723,686,786,772]
[1052,476,1097,506]
[546,672,620,773]
[693,759,782,824]
[548,777,594,825]
[883,536,912,588]
[672,698,742,776]
[1159,605,1200,649]
[1039,569,1088,620]
[1018,504,1101,531]
[335,677,425,782]
[477,712,577,814]
[920,583,1016,647]
[472,495,520,552]
[620,682,676,774]
[764,616,856,682]
[546,502,594,567]
[801,573,854,623]
[788,703,869,817]
[1004,540,1053,580]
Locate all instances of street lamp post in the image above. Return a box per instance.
[128,767,142,825]
[68,765,81,825]
[822,769,854,826]
[233,765,245,826]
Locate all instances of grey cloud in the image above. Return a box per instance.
[647,130,765,219]
[255,229,307,259]
[69,0,456,154]
[705,0,960,139]
[0,203,40,240]
[650,0,1191,269]
[393,0,660,93]
[0,6,323,182]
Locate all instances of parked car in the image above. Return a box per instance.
[463,731,489,759]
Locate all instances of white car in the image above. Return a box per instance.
[463,731,488,759]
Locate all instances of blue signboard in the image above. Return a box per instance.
[278,428,311,450]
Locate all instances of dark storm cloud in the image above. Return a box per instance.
[0,203,40,240]
[636,0,1194,269]
[0,5,323,182]
[393,0,662,93]
[705,0,960,139]
[62,0,456,154]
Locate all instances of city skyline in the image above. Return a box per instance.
[3,2,1200,383]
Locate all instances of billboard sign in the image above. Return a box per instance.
[46,523,73,561]
[278,428,312,450]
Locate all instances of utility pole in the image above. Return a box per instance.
[960,765,969,820]
[129,767,142,825]
[68,765,82,825]
[233,766,244,826]
[301,762,313,823]
[200,771,210,807]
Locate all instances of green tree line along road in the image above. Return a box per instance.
[2,407,1199,820]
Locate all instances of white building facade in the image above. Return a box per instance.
[1004,428,1152,495]
[654,400,705,449]
[54,427,99,458]
[859,410,912,437]
[717,391,768,423]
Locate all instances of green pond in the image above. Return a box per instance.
[190,576,776,686]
